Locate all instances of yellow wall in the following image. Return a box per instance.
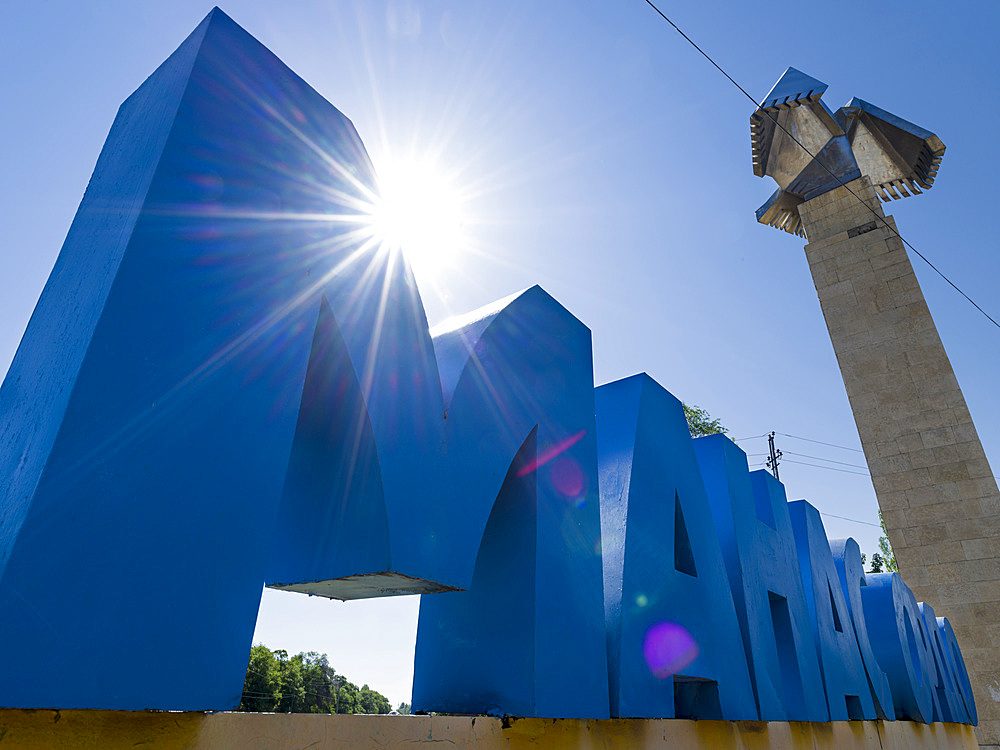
[0,710,977,750]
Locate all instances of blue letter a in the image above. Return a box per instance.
[596,375,755,719]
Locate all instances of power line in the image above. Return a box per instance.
[819,511,881,529]
[733,460,882,528]
[783,450,869,470]
[642,0,1000,330]
[642,1,762,114]
[735,431,863,454]
[776,433,863,454]
[747,451,871,477]
[782,457,870,477]
[704,434,881,528]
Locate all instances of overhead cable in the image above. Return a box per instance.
[642,0,1000,330]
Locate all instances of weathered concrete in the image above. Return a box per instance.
[0,710,978,750]
[797,176,1000,747]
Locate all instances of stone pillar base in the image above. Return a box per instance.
[797,177,1000,746]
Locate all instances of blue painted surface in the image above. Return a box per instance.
[829,538,895,720]
[693,436,828,721]
[412,429,539,717]
[594,375,756,719]
[412,287,608,719]
[862,573,935,722]
[0,8,389,710]
[789,501,877,720]
[940,616,978,725]
[919,602,969,724]
[0,7,979,723]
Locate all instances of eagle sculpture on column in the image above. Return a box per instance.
[751,67,945,237]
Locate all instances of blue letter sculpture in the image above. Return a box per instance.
[920,602,972,724]
[693,436,827,721]
[789,500,877,720]
[411,287,608,718]
[940,617,978,725]
[829,538,895,720]
[0,8,608,715]
[863,573,935,723]
[594,375,756,719]
[0,8,978,726]
[0,9,401,709]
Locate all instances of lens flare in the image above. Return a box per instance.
[643,622,699,679]
[517,429,586,477]
[369,157,466,279]
[549,456,585,500]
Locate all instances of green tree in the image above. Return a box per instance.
[682,403,727,438]
[337,680,361,714]
[863,513,897,574]
[877,511,897,573]
[397,701,412,715]
[358,684,392,714]
[236,646,393,715]
[274,650,307,713]
[240,644,280,712]
[300,651,336,713]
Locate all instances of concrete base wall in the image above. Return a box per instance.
[0,710,977,750]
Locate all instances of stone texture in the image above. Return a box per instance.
[798,177,1000,747]
[0,709,979,750]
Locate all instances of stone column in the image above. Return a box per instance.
[797,176,1000,746]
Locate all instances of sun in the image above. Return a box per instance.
[369,157,467,279]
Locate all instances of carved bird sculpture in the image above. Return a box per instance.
[751,67,945,237]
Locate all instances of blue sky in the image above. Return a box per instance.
[3,1,999,707]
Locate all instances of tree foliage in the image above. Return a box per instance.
[682,403,727,438]
[877,510,897,573]
[864,512,897,574]
[238,645,392,714]
[680,403,899,580]
[679,403,900,578]
[677,404,901,578]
